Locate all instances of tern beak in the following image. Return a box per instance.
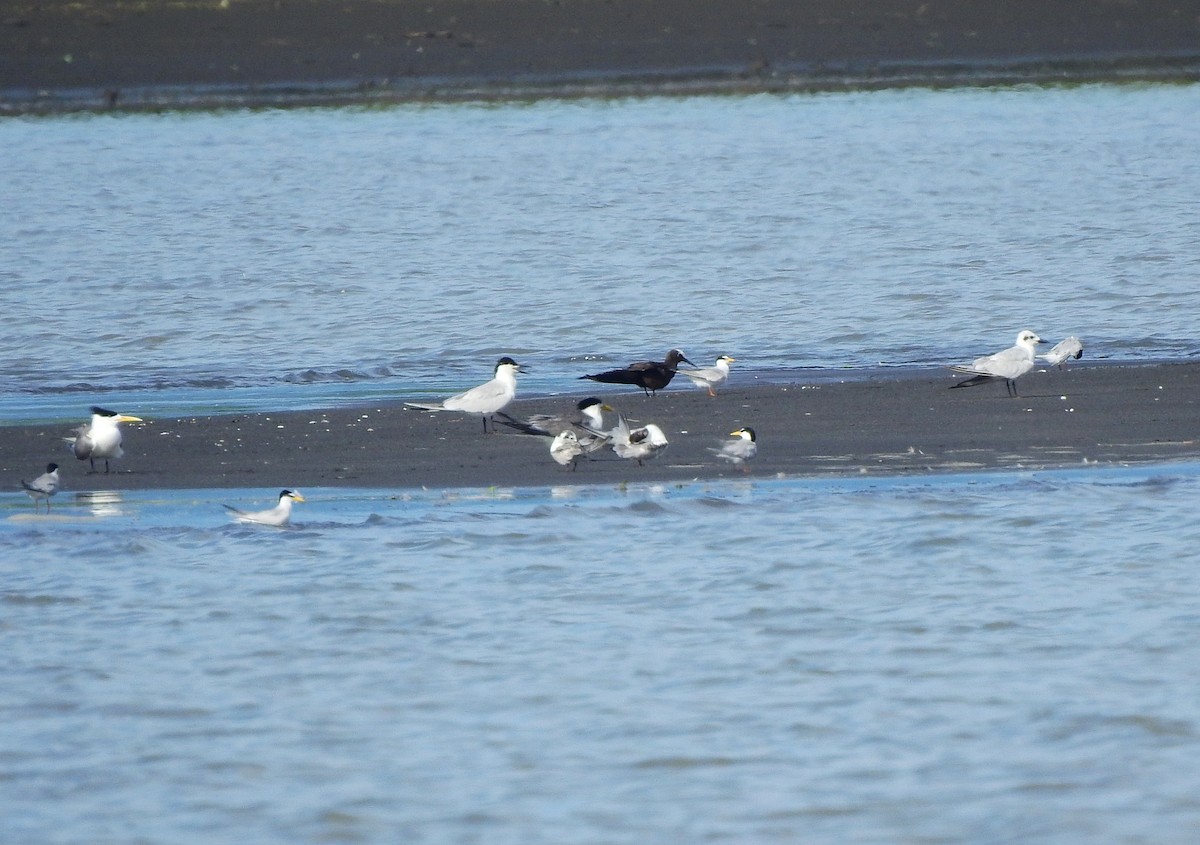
[118,415,144,423]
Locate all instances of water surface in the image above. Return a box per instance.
[4,467,1200,843]
[2,84,1198,422]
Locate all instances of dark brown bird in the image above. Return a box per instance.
[579,349,694,395]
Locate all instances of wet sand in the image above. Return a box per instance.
[3,0,1199,112]
[4,363,1199,493]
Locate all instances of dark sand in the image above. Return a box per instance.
[3,0,1200,112]
[3,7,1197,489]
[5,363,1199,493]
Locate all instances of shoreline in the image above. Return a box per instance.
[3,0,1199,115]
[4,363,1199,493]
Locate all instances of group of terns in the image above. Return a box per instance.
[405,349,757,473]
[14,405,308,526]
[16,331,1082,520]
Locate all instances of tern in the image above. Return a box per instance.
[1040,336,1084,368]
[66,406,143,473]
[494,397,614,453]
[608,415,669,466]
[709,427,757,468]
[224,489,305,526]
[949,330,1046,396]
[580,349,693,395]
[678,354,735,397]
[550,430,586,470]
[20,462,60,513]
[406,357,525,433]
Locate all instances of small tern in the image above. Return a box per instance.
[20,462,60,513]
[550,430,585,470]
[66,406,143,473]
[406,357,525,433]
[949,330,1046,396]
[224,489,305,526]
[608,415,669,466]
[1040,336,1084,368]
[580,349,693,396]
[495,397,614,453]
[678,354,735,397]
[709,427,757,468]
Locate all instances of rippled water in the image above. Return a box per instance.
[5,466,1200,843]
[2,84,1199,422]
[5,85,1200,843]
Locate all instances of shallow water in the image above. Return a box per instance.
[4,85,1200,843]
[2,84,1199,422]
[4,466,1200,843]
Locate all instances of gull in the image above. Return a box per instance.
[405,357,525,433]
[1040,336,1084,368]
[608,415,669,466]
[494,397,614,453]
[709,427,757,469]
[678,354,735,397]
[65,406,143,473]
[580,349,693,396]
[550,430,585,470]
[224,489,305,526]
[20,462,60,513]
[949,330,1046,397]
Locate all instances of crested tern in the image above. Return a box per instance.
[405,357,525,433]
[550,430,585,470]
[66,406,143,473]
[20,462,60,513]
[494,397,614,453]
[608,415,669,466]
[580,349,693,396]
[678,354,736,397]
[949,330,1046,396]
[224,489,305,526]
[1040,336,1084,368]
[709,427,757,468]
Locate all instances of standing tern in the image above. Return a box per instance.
[405,357,525,433]
[224,489,305,526]
[1040,336,1084,368]
[66,406,143,473]
[20,462,60,513]
[608,415,669,466]
[494,397,614,453]
[580,349,693,396]
[550,430,585,470]
[949,330,1046,396]
[709,427,757,469]
[678,354,736,397]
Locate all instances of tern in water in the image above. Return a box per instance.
[949,330,1046,396]
[406,357,525,433]
[709,427,757,469]
[550,430,586,470]
[494,397,614,453]
[678,355,736,397]
[1040,336,1084,368]
[66,406,143,473]
[608,415,669,466]
[224,489,305,526]
[20,462,60,513]
[580,349,693,396]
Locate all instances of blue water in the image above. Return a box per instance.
[1,84,1199,422]
[3,84,1200,843]
[5,466,1200,843]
